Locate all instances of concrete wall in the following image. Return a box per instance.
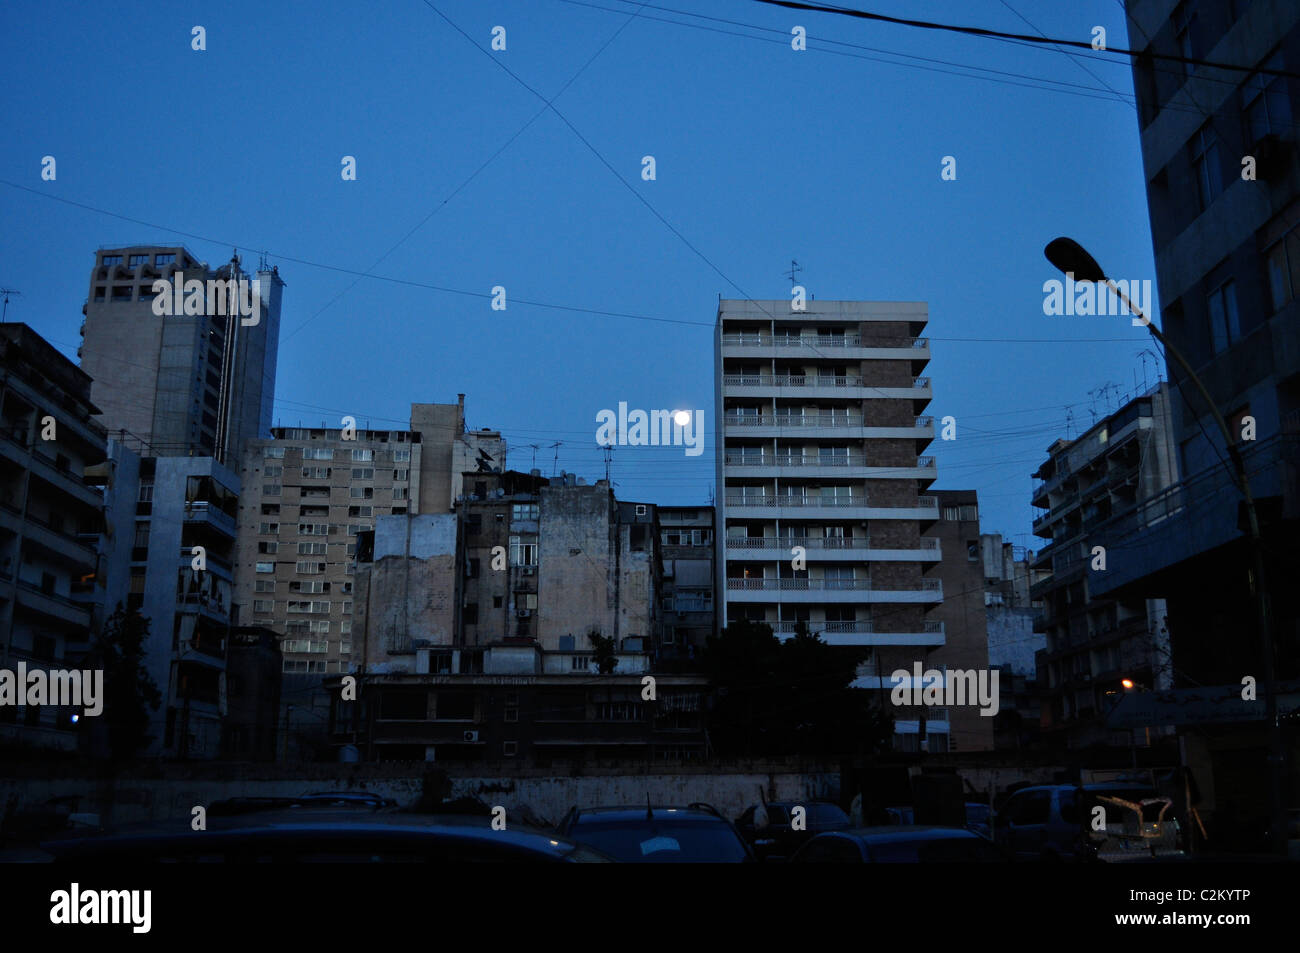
[0,763,841,832]
[359,514,458,670]
[986,607,1041,677]
[538,485,614,651]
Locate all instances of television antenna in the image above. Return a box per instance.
[783,259,802,287]
[550,441,563,478]
[0,288,20,322]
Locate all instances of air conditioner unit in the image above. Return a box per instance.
[521,566,536,576]
[463,730,480,743]
[517,609,532,618]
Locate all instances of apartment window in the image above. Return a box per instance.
[466,558,480,579]
[463,604,479,625]
[351,449,373,462]
[1208,279,1241,354]
[340,620,352,635]
[351,467,374,479]
[255,562,275,573]
[302,466,330,479]
[967,540,980,561]
[138,481,154,503]
[393,450,410,462]
[512,503,538,521]
[155,253,176,265]
[960,504,978,521]
[261,503,280,515]
[295,561,326,574]
[595,701,644,721]
[510,536,538,566]
[264,447,286,459]
[393,469,408,481]
[348,506,372,517]
[342,601,352,614]
[263,483,281,496]
[287,601,331,614]
[258,541,278,554]
[129,254,149,266]
[299,523,328,535]
[303,448,334,461]
[393,486,408,500]
[259,522,279,534]
[93,286,106,301]
[1172,1,1201,78]
[1190,122,1224,211]
[340,642,352,655]
[503,741,518,757]
[255,580,275,593]
[263,465,283,478]
[348,524,370,536]
[253,599,274,614]
[1243,52,1292,143]
[102,255,122,266]
[133,521,150,548]
[492,596,503,609]
[297,541,327,555]
[350,486,373,499]
[1265,205,1300,313]
[290,580,327,594]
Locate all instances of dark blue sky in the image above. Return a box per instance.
[1,0,1165,550]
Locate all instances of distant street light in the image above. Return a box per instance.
[1044,237,1287,856]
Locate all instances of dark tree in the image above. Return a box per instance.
[700,619,892,758]
[88,603,163,761]
[588,630,618,674]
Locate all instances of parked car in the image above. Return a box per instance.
[555,804,754,862]
[884,806,914,825]
[791,826,1008,863]
[992,783,1180,862]
[41,812,613,863]
[964,802,992,839]
[207,791,398,817]
[735,800,851,862]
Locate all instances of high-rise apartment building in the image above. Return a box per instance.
[713,299,944,679]
[0,324,107,753]
[79,246,284,467]
[234,399,504,678]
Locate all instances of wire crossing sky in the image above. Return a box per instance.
[0,0,1171,547]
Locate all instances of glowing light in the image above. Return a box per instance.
[673,410,690,427]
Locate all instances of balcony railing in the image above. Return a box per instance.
[721,333,928,349]
[724,414,933,429]
[721,374,934,390]
[726,577,942,592]
[724,495,938,509]
[727,536,939,550]
[767,619,945,634]
[724,453,935,469]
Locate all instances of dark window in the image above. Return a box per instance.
[493,596,503,609]
[467,558,480,579]
[1190,122,1224,211]
[379,691,428,720]
[435,692,476,720]
[966,540,980,561]
[463,603,479,625]
[1208,279,1241,353]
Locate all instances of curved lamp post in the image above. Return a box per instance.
[1044,237,1286,856]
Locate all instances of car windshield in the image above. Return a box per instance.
[869,836,1003,862]
[571,820,749,862]
[966,805,991,824]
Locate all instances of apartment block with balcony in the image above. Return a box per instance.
[1030,385,1177,749]
[79,246,284,468]
[658,505,716,664]
[0,324,108,753]
[93,448,241,759]
[714,299,942,676]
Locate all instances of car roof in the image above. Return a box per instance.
[44,812,587,856]
[569,806,728,822]
[830,825,982,843]
[1008,783,1157,795]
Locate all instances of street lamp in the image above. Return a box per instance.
[1044,237,1287,856]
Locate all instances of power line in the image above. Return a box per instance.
[745,0,1300,78]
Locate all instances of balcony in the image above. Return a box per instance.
[725,576,942,603]
[19,513,98,571]
[722,452,936,481]
[183,501,237,538]
[14,579,92,627]
[724,535,940,561]
[721,373,933,402]
[720,333,930,365]
[723,414,934,440]
[768,618,945,647]
[723,495,939,521]
[177,548,233,579]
